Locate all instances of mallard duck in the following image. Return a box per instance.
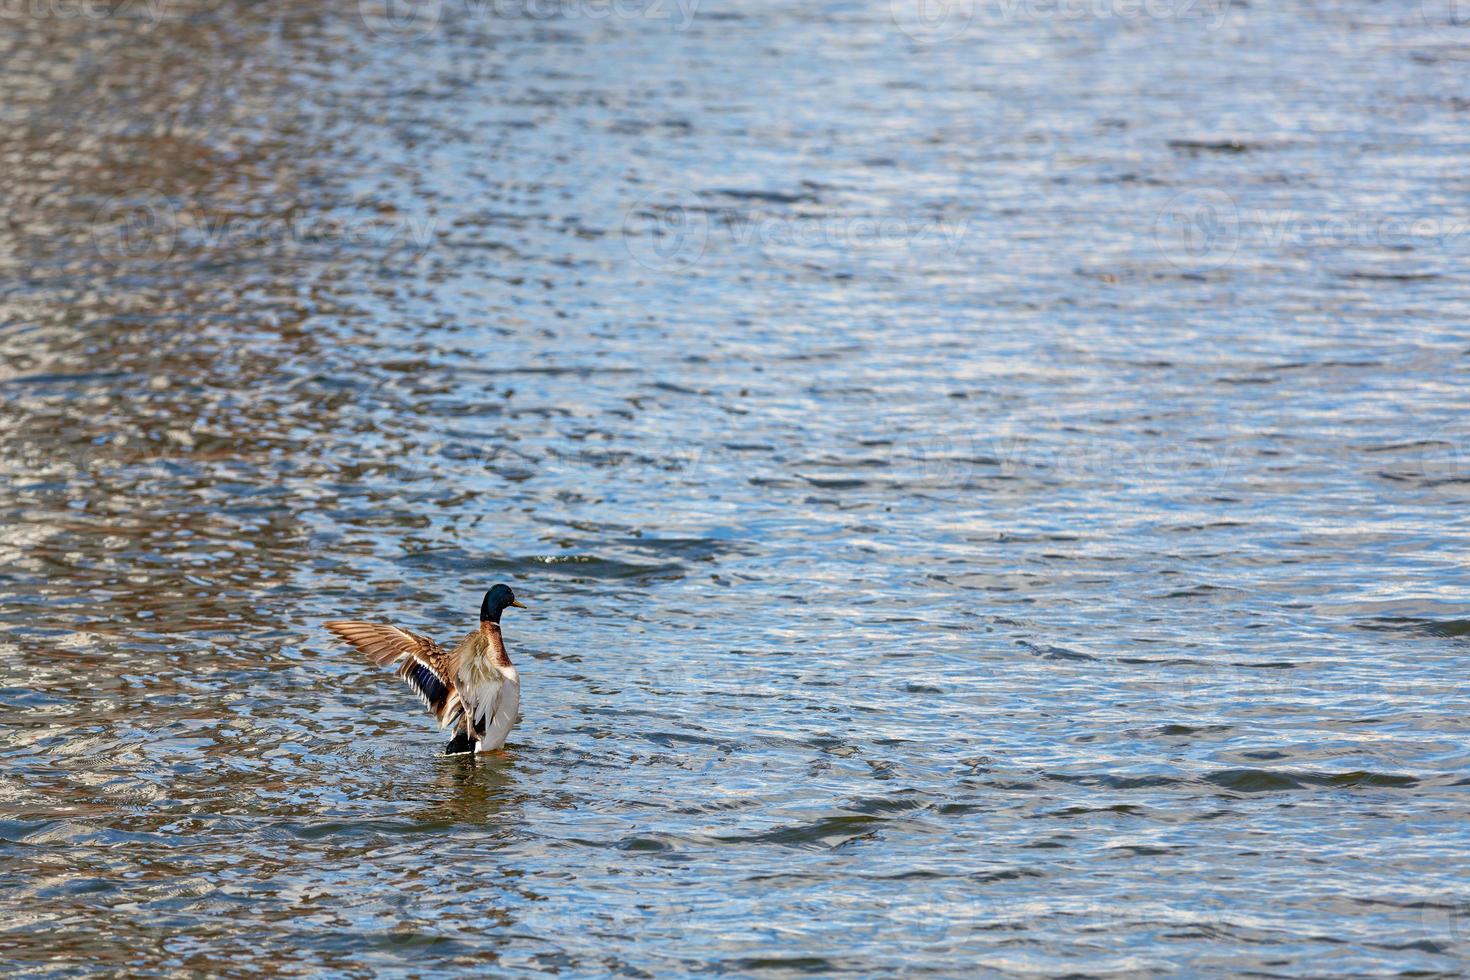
[325,584,527,755]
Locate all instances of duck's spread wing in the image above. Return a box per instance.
[323,621,462,727]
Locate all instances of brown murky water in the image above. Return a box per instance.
[3,1,1470,974]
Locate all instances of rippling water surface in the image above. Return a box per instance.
[3,1,1470,974]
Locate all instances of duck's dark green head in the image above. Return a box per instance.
[480,583,526,624]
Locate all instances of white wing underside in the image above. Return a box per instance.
[465,671,520,752]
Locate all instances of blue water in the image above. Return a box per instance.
[2,1,1469,974]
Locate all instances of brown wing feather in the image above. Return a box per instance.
[324,621,462,727]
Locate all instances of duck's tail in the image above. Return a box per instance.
[444,730,475,755]
[443,714,487,755]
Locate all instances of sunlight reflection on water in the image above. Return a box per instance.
[2,0,1469,974]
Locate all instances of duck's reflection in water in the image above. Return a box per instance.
[422,750,524,829]
[368,752,533,961]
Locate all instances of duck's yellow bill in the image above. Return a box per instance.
[510,599,527,608]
